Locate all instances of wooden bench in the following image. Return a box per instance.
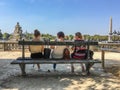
[11,40,101,76]
[101,48,120,69]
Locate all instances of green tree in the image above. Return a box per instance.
[25,33,33,40]
[3,33,10,40]
[42,33,56,40]
[93,35,100,41]
[0,29,3,39]
[83,34,90,40]
[69,35,74,40]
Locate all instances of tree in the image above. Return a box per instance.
[42,33,56,40]
[83,34,90,40]
[93,35,100,41]
[0,29,3,39]
[69,35,74,40]
[3,33,10,40]
[65,35,69,40]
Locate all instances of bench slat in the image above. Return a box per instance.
[11,59,101,64]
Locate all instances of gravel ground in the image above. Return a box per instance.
[0,51,120,90]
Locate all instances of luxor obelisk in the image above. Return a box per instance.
[108,17,112,42]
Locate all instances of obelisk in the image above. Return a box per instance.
[108,17,112,42]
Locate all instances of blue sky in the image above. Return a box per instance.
[0,0,120,35]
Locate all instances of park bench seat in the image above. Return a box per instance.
[11,57,101,64]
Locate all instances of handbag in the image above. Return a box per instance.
[63,48,70,60]
[44,48,51,59]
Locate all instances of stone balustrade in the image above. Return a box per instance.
[0,41,25,51]
[0,41,120,51]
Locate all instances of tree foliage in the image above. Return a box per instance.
[0,29,3,39]
[3,33,10,40]
[0,30,120,41]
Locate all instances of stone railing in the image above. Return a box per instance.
[0,41,120,51]
[85,42,120,51]
[98,42,120,49]
[0,41,22,51]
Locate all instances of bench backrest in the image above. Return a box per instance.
[18,40,98,59]
[19,40,98,46]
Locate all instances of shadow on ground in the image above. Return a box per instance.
[0,59,120,90]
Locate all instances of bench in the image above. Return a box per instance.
[101,48,120,69]
[11,40,101,76]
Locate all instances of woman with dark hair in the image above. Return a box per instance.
[29,29,44,71]
[51,31,69,71]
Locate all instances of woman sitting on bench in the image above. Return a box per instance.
[51,31,69,71]
[71,32,94,75]
[29,29,44,71]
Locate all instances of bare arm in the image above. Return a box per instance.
[29,46,31,52]
[41,45,44,53]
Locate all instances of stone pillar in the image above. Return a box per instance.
[108,17,112,42]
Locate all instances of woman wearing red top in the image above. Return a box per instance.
[71,32,86,73]
[71,32,94,75]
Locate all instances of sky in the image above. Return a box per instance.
[0,0,120,35]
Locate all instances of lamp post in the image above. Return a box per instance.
[117,31,120,42]
[113,30,120,42]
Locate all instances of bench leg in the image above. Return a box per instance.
[85,62,94,75]
[71,63,74,73]
[19,64,26,76]
[85,63,90,75]
[101,50,105,69]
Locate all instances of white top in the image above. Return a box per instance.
[51,39,66,59]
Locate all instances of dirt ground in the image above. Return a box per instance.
[0,51,120,90]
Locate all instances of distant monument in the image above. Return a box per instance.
[12,22,23,41]
[108,17,112,42]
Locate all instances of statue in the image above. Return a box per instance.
[12,22,23,41]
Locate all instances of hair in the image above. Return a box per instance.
[75,32,82,39]
[63,48,70,59]
[57,31,65,38]
[34,29,40,37]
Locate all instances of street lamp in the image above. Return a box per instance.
[117,31,120,41]
[113,30,117,42]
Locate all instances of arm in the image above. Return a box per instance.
[41,45,44,53]
[29,45,31,52]
[50,46,55,49]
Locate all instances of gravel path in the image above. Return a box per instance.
[0,51,120,90]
